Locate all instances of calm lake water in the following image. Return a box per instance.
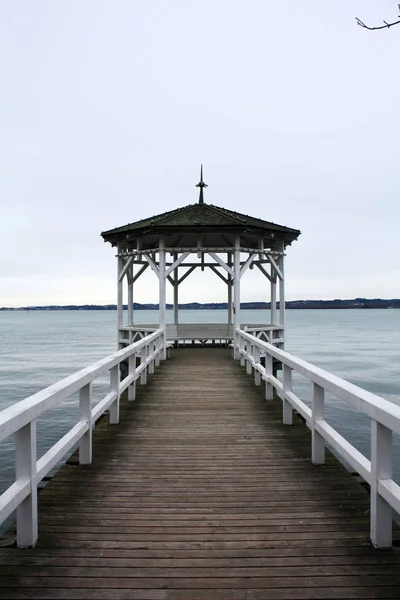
[0,308,399,497]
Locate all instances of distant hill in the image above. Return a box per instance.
[1,298,400,311]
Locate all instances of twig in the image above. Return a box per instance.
[356,5,400,30]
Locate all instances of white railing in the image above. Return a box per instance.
[234,328,400,549]
[0,328,166,548]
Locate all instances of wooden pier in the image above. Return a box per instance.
[1,347,400,599]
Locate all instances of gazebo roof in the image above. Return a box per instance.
[101,169,301,251]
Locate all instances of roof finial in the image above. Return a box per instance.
[195,164,208,204]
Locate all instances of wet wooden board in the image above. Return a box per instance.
[1,347,400,599]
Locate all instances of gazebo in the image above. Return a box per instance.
[101,168,300,354]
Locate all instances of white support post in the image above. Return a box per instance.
[227,252,233,330]
[233,237,241,358]
[246,343,253,375]
[149,342,155,375]
[140,346,147,385]
[109,365,120,424]
[127,264,134,343]
[79,383,92,464]
[282,364,293,425]
[173,252,179,327]
[15,422,38,548]
[254,345,261,386]
[265,353,274,400]
[128,353,136,401]
[159,238,167,359]
[370,421,393,548]
[279,245,285,345]
[117,250,124,350]
[271,275,277,325]
[312,383,325,465]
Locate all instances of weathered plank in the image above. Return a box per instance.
[1,347,400,600]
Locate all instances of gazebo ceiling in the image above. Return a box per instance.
[101,170,301,252]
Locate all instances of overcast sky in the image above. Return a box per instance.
[1,1,399,307]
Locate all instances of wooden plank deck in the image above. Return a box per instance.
[1,347,400,599]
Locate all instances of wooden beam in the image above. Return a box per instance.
[131,263,149,284]
[118,256,134,282]
[177,265,197,285]
[255,262,272,282]
[165,251,190,278]
[143,253,160,278]
[209,265,228,284]
[240,253,257,278]
[208,252,235,278]
[266,255,283,281]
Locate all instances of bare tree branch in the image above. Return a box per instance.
[356,4,400,30]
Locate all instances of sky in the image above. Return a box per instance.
[1,0,399,307]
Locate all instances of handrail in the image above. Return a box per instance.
[0,328,166,548]
[234,328,400,549]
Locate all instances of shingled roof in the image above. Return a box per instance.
[101,168,301,250]
[102,202,300,245]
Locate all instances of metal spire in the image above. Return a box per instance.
[195,164,208,204]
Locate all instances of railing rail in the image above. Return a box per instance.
[234,328,400,549]
[0,328,166,548]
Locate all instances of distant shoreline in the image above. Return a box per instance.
[1,299,400,311]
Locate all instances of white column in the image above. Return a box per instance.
[371,421,393,548]
[117,248,124,350]
[279,245,285,334]
[271,274,277,325]
[227,252,232,330]
[173,252,179,327]
[159,238,167,359]
[233,237,241,358]
[16,422,37,547]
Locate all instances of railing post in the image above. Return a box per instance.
[370,420,393,548]
[140,345,147,385]
[149,341,155,375]
[282,364,293,425]
[155,335,161,367]
[312,383,325,465]
[128,352,136,401]
[265,353,274,400]
[15,422,38,548]
[79,383,92,464]
[240,337,246,367]
[254,345,261,386]
[246,342,253,375]
[109,365,120,424]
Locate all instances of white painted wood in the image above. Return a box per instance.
[128,353,136,401]
[255,262,272,282]
[177,265,196,285]
[143,253,160,277]
[117,250,124,349]
[173,253,179,326]
[0,330,164,546]
[109,365,120,424]
[140,346,147,385]
[371,421,393,548]
[15,422,37,547]
[282,364,293,425]
[265,353,274,400]
[207,252,235,278]
[271,276,277,325]
[209,265,228,284]
[233,237,241,359]
[312,383,325,465]
[118,255,134,281]
[235,328,400,548]
[254,345,261,386]
[132,262,149,284]
[79,383,92,465]
[278,248,285,336]
[266,255,283,281]
[240,253,257,278]
[165,251,190,278]
[159,238,167,359]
